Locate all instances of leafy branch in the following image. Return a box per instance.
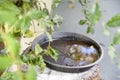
[105,14,120,64]
[0,0,62,80]
[21,44,58,73]
[79,0,102,34]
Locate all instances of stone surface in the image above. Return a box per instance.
[37,65,100,80]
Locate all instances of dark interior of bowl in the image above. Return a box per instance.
[32,32,102,73]
[41,39,100,67]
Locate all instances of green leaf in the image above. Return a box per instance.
[50,47,58,61]
[45,46,58,61]
[87,2,101,26]
[28,9,47,19]
[0,11,18,25]
[0,1,20,25]
[16,15,31,34]
[112,29,120,45]
[107,14,120,27]
[35,44,43,55]
[0,1,20,15]
[39,16,54,28]
[38,56,46,73]
[87,26,91,33]
[0,56,12,71]
[2,34,20,57]
[46,32,53,42]
[87,26,95,34]
[79,20,87,25]
[25,65,36,80]
[108,46,117,60]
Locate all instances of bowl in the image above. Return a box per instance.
[31,32,103,73]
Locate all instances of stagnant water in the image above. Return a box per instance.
[41,39,99,67]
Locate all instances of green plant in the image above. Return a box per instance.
[105,14,120,67]
[78,0,120,67]
[1,0,120,79]
[0,0,62,80]
[79,0,101,34]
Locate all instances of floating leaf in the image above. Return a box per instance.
[112,29,120,45]
[50,47,58,61]
[45,46,58,61]
[108,46,117,60]
[107,14,120,27]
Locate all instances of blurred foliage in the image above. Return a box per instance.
[0,65,36,80]
[2,34,20,58]
[0,56,12,71]
[78,0,120,68]
[107,14,120,27]
[21,44,58,73]
[108,45,117,60]
[106,14,120,64]
[45,46,58,61]
[52,0,62,8]
[112,29,120,45]
[79,0,101,34]
[0,0,62,80]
